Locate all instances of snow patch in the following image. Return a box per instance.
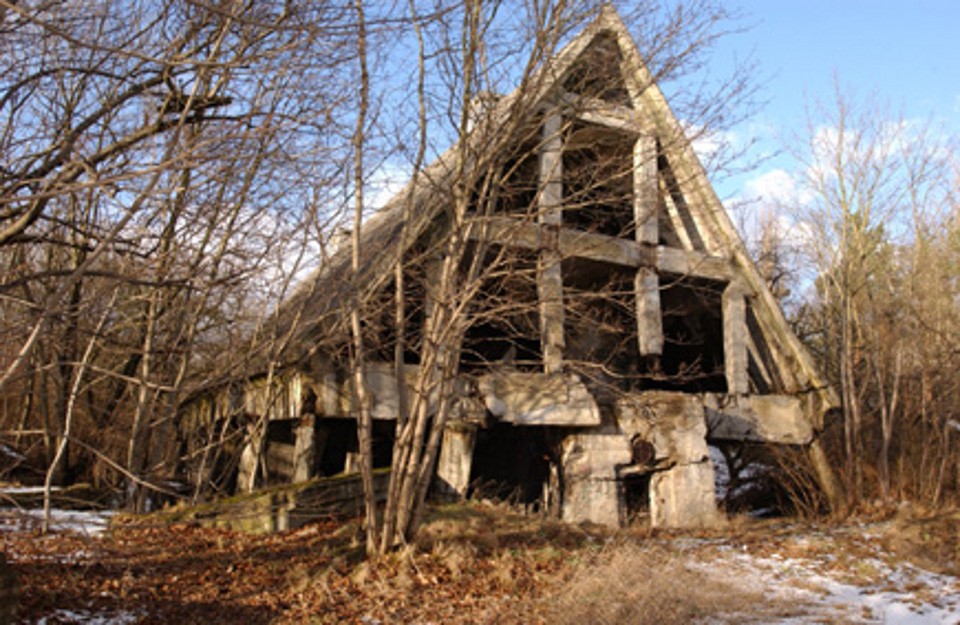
[0,485,61,494]
[695,538,960,624]
[0,508,114,536]
[36,608,140,625]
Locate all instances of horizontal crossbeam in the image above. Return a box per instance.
[471,215,731,282]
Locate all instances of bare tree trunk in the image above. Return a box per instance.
[348,0,380,557]
[43,290,116,533]
[381,0,430,554]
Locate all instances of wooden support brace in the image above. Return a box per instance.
[635,266,663,355]
[723,280,749,395]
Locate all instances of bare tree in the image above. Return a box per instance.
[0,0,357,504]
[791,83,959,507]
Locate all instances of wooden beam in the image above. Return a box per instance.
[722,280,749,395]
[634,135,658,245]
[538,112,564,372]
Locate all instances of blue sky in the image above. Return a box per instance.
[706,0,960,216]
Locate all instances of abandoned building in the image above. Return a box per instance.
[176,7,840,529]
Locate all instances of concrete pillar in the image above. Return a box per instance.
[343,452,361,475]
[435,423,478,498]
[633,134,659,245]
[616,391,723,528]
[723,280,749,395]
[650,463,720,528]
[292,416,315,483]
[635,266,663,355]
[237,421,264,493]
[538,111,565,373]
[561,432,631,526]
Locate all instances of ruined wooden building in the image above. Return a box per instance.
[177,8,840,528]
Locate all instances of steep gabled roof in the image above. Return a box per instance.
[277,6,837,419]
[278,8,639,344]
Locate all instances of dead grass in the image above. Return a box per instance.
[538,541,768,625]
[884,505,960,575]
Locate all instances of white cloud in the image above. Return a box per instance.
[729,168,819,258]
[742,168,799,207]
[690,128,740,169]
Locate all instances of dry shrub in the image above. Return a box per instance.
[885,505,960,575]
[767,445,831,518]
[541,542,764,625]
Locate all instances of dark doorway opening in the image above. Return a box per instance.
[468,423,556,510]
[620,471,651,524]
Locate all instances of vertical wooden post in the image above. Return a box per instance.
[634,135,663,355]
[723,280,749,395]
[538,112,565,373]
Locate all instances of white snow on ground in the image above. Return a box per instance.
[726,552,960,624]
[35,608,140,625]
[690,526,960,624]
[0,486,61,494]
[0,507,114,536]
